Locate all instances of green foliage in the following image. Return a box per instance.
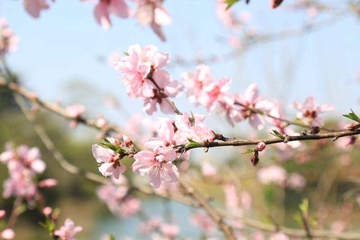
[270,129,285,139]
[225,0,240,10]
[343,109,360,123]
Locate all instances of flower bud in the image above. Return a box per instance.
[256,142,266,151]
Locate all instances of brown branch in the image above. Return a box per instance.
[179,179,236,240]
[182,129,360,152]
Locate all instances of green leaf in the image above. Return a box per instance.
[242,148,254,154]
[343,109,360,123]
[299,198,309,215]
[185,138,202,149]
[270,130,285,139]
[225,0,240,10]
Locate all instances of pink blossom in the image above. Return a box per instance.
[201,161,218,177]
[256,142,266,151]
[119,196,141,218]
[65,104,85,118]
[143,69,183,115]
[132,142,178,188]
[0,210,5,219]
[224,183,240,211]
[217,0,237,27]
[240,191,252,212]
[54,218,83,240]
[92,138,127,179]
[218,94,244,126]
[257,165,287,186]
[0,143,46,202]
[252,231,265,240]
[140,217,161,234]
[286,173,306,191]
[174,112,215,144]
[134,0,172,41]
[94,0,131,30]
[0,19,19,55]
[191,211,216,234]
[42,206,52,216]
[97,176,140,217]
[182,65,230,112]
[292,96,335,126]
[159,223,180,238]
[23,0,52,18]
[331,220,347,233]
[269,232,289,240]
[2,170,37,200]
[1,228,15,240]
[38,178,58,188]
[236,83,274,130]
[115,45,180,110]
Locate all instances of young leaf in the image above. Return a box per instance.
[270,130,285,139]
[185,138,202,149]
[299,198,309,215]
[242,148,255,154]
[343,109,360,123]
[225,0,240,10]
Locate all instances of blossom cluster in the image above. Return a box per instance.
[93,113,215,188]
[183,64,334,129]
[113,44,183,115]
[96,176,140,218]
[0,143,47,203]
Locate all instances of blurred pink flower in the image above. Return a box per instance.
[240,191,252,212]
[0,19,19,55]
[23,0,53,18]
[1,228,15,240]
[54,218,83,240]
[182,64,230,112]
[269,232,289,240]
[223,183,239,211]
[38,178,58,188]
[216,0,237,27]
[201,161,218,177]
[160,223,180,238]
[0,143,46,202]
[292,96,334,126]
[0,210,5,219]
[134,0,172,41]
[191,211,216,234]
[94,0,131,29]
[97,176,140,217]
[257,165,287,186]
[286,173,306,191]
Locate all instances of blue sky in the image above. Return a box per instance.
[1,0,360,130]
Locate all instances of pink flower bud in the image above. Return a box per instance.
[256,142,266,151]
[43,206,52,216]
